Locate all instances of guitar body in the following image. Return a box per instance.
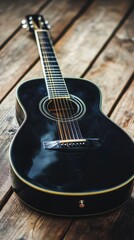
[10,77,134,216]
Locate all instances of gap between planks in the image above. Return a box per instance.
[0,0,92,103]
[0,0,52,50]
[108,72,134,117]
[81,2,134,78]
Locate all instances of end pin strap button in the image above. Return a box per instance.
[79,200,85,208]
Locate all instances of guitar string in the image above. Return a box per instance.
[35,25,74,140]
[39,31,74,140]
[43,30,83,140]
[39,31,70,140]
[41,31,83,140]
[65,99,83,139]
[43,40,78,140]
[44,34,83,140]
[38,32,65,140]
[42,34,73,140]
[43,32,82,140]
[38,30,83,140]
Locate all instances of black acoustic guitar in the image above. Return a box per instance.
[10,15,134,216]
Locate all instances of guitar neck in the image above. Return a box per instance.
[35,30,70,99]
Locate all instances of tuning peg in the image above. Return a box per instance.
[21,19,27,25]
[45,20,49,24]
[47,24,51,29]
[22,23,29,31]
[22,23,28,28]
[21,19,29,30]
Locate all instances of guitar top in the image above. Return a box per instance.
[9,14,134,216]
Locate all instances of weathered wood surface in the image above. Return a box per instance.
[85,9,134,114]
[0,0,88,101]
[0,0,134,239]
[0,0,49,47]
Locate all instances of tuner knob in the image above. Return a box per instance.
[21,19,27,25]
[22,23,28,29]
[22,23,29,31]
[47,24,51,29]
[21,19,29,30]
[45,20,48,24]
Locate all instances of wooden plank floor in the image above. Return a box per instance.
[0,0,134,239]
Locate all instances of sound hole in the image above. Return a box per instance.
[39,95,86,121]
[47,99,77,119]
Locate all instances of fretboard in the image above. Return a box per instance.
[35,30,70,99]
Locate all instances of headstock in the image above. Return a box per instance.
[21,14,50,32]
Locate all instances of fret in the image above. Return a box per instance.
[47,83,66,85]
[38,37,48,40]
[48,88,68,91]
[48,89,68,91]
[49,97,70,100]
[43,60,59,64]
[47,90,68,93]
[45,74,63,76]
[44,65,61,68]
[45,65,61,68]
[45,75,63,78]
[46,74,63,76]
[46,80,64,82]
[45,71,62,74]
[45,72,62,75]
[49,92,69,94]
[42,51,54,54]
[42,51,55,54]
[40,41,51,47]
[45,63,59,66]
[47,83,66,86]
[49,94,69,96]
[47,85,66,87]
[45,69,61,72]
[42,59,57,63]
[46,78,65,81]
[47,88,66,90]
[48,89,68,92]
[42,56,55,59]
[41,47,52,50]
[49,93,69,95]
[45,73,62,76]
[48,87,69,91]
[47,82,66,84]
[46,79,63,82]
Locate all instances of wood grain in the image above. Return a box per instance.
[64,198,134,240]
[111,79,134,139]
[0,193,72,240]
[0,0,88,101]
[56,0,133,77]
[85,10,134,115]
[0,0,49,47]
